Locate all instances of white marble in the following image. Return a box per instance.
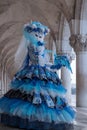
[76,52,87,107]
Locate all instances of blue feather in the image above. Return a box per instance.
[51,55,72,72]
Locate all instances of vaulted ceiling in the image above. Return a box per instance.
[0,0,83,78]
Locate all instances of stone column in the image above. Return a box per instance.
[61,67,71,103]
[69,34,87,107]
[61,53,74,103]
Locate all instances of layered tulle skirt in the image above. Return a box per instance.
[0,65,76,129]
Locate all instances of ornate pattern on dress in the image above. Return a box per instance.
[0,21,76,129]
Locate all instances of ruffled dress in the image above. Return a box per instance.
[0,43,75,130]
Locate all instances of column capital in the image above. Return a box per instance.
[57,52,75,63]
[69,34,87,52]
[64,52,75,63]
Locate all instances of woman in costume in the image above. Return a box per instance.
[0,21,75,130]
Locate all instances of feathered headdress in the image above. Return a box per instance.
[23,21,50,46]
[24,21,50,36]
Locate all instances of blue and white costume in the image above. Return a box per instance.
[0,21,76,130]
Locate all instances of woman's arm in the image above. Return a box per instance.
[50,55,72,72]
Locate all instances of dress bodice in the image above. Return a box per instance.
[28,43,47,66]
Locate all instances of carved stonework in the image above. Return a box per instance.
[69,34,87,52]
[66,52,75,62]
[57,52,75,63]
[63,52,75,63]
